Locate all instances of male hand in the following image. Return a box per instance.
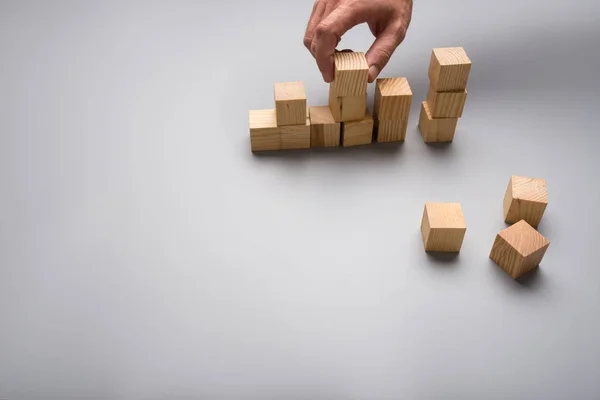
[303,0,413,83]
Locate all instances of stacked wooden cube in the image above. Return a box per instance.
[419,47,471,143]
[249,82,311,152]
[328,52,374,147]
[373,77,412,143]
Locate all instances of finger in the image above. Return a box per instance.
[310,0,336,57]
[314,4,368,82]
[365,26,405,82]
[304,0,326,56]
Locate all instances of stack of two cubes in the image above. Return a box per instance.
[327,52,374,147]
[249,82,310,152]
[373,77,412,143]
[419,47,471,143]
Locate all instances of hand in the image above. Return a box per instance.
[303,0,413,83]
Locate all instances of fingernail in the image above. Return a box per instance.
[368,65,380,82]
[323,68,334,83]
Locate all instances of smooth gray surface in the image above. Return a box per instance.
[1,1,600,399]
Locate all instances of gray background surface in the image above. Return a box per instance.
[1,1,600,399]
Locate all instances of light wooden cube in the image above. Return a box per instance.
[328,85,367,122]
[342,110,373,147]
[426,86,467,118]
[489,220,550,279]
[418,101,458,143]
[274,82,307,126]
[421,202,466,252]
[309,106,340,147]
[375,120,407,143]
[428,47,472,92]
[281,117,311,150]
[249,109,280,152]
[331,52,369,96]
[374,77,412,120]
[503,176,548,227]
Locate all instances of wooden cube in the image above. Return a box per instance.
[374,77,412,120]
[375,120,407,143]
[329,85,367,122]
[489,220,550,279]
[418,101,458,143]
[503,176,548,227]
[421,202,466,252]
[342,110,373,147]
[249,109,280,152]
[331,52,369,96]
[309,106,340,147]
[428,47,472,92]
[426,86,467,118]
[274,82,307,126]
[281,117,311,150]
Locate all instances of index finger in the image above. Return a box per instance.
[304,0,326,56]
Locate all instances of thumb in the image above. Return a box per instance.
[365,26,405,82]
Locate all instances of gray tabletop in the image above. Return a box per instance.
[1,1,600,399]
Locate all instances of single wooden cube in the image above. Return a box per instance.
[489,220,550,279]
[280,117,311,150]
[428,47,472,92]
[375,120,407,143]
[373,77,412,121]
[309,106,340,147]
[329,85,367,122]
[274,81,307,126]
[418,101,458,143]
[249,109,280,152]
[421,202,466,252]
[426,86,467,118]
[342,110,373,147]
[331,52,369,96]
[503,176,548,227]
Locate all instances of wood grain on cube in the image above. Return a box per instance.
[331,52,369,96]
[341,110,373,147]
[280,117,311,150]
[309,106,340,147]
[426,86,467,118]
[489,220,550,279]
[421,202,467,252]
[249,109,280,151]
[375,120,407,143]
[274,81,307,126]
[374,77,412,120]
[329,85,367,122]
[503,176,548,227]
[418,101,458,143]
[428,47,471,92]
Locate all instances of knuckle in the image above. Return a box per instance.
[303,36,313,49]
[392,18,409,41]
[373,47,394,66]
[315,23,331,38]
[396,26,407,42]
